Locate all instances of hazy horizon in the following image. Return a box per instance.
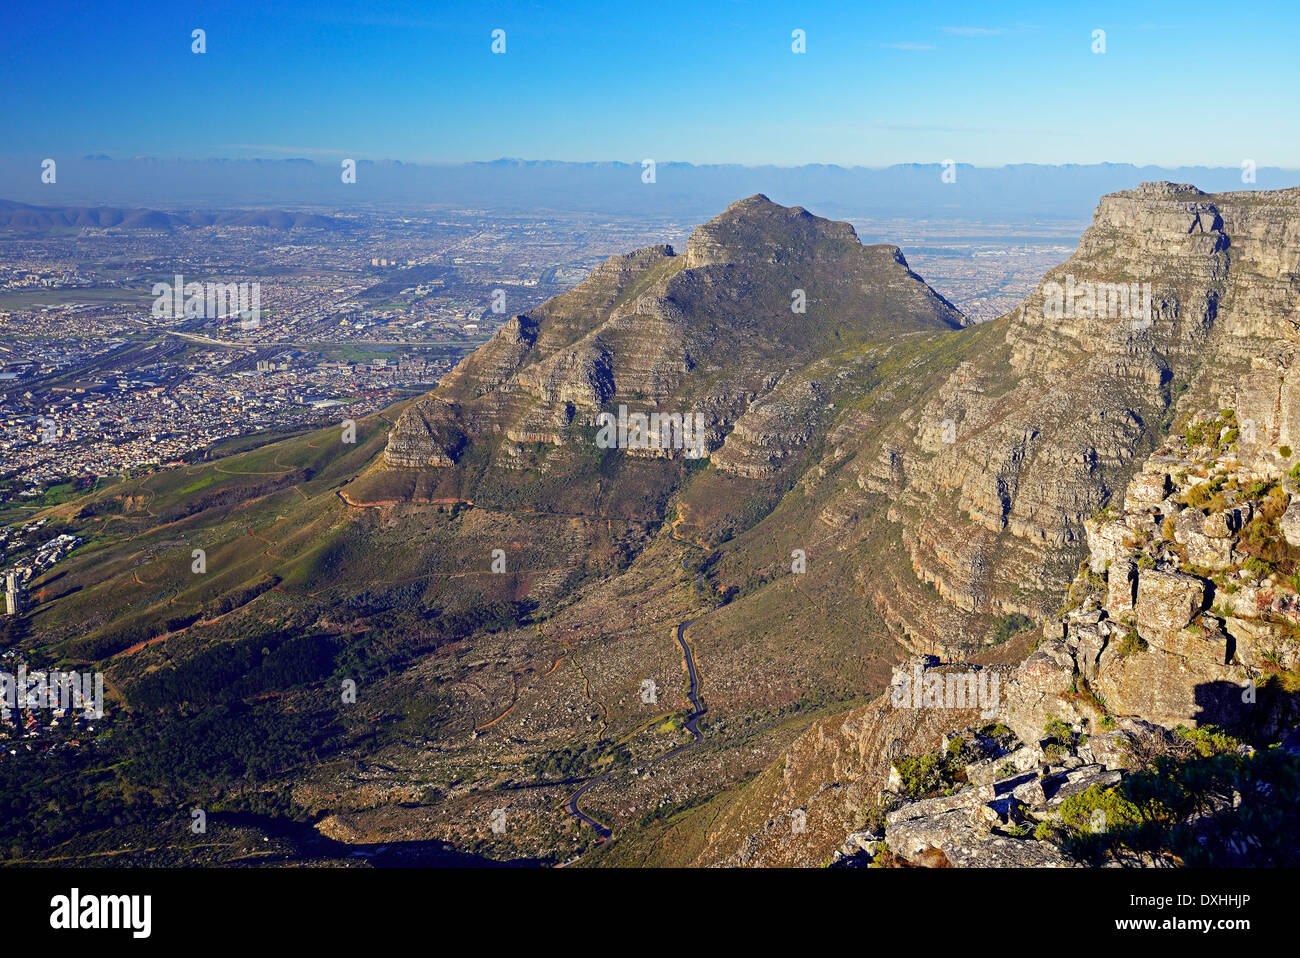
[3,156,1294,222]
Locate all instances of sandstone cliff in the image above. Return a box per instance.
[697,398,1300,868]
[852,182,1300,648]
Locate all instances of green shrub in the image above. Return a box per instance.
[1044,717,1073,741]
[1059,784,1150,833]
[1049,748,1300,866]
[988,612,1033,645]
[892,752,952,799]
[946,736,976,763]
[1244,556,1275,579]
[1034,821,1060,842]
[1118,630,1148,656]
[1173,724,1241,757]
[1242,480,1273,501]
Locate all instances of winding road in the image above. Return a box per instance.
[563,516,710,848]
[563,618,706,843]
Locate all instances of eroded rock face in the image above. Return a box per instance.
[1003,397,1300,732]
[1000,636,1089,745]
[382,398,466,467]
[678,402,1300,866]
[1127,472,1170,509]
[1135,569,1206,635]
[1106,558,1137,617]
[1280,499,1300,548]
[316,182,1300,869]
[857,182,1300,647]
[382,195,964,479]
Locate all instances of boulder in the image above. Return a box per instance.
[1004,643,1091,739]
[1084,518,1131,575]
[1172,507,1208,545]
[1135,569,1206,636]
[965,744,1044,785]
[998,639,1085,745]
[1280,499,1300,549]
[885,805,1078,867]
[1077,731,1129,769]
[1042,617,1068,642]
[1202,506,1248,538]
[1012,776,1047,805]
[1042,765,1123,806]
[1073,625,1108,681]
[1094,637,1249,728]
[1225,615,1300,671]
[1184,530,1235,570]
[1125,471,1170,509]
[1145,621,1231,665]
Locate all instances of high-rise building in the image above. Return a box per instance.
[4,571,24,616]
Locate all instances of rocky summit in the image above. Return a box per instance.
[382,195,965,478]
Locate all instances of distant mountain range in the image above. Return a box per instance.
[0,156,1294,221]
[0,198,345,231]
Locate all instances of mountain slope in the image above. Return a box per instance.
[610,182,1300,867]
[11,184,1300,867]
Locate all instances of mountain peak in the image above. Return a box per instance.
[1135,180,1207,197]
[685,194,858,268]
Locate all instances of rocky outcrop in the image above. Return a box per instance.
[1135,569,1206,635]
[825,393,1300,867]
[382,398,467,467]
[857,182,1300,649]
[1000,397,1300,740]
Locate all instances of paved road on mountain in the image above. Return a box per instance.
[563,616,706,844]
[563,519,709,849]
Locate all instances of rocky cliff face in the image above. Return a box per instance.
[382,195,965,477]
[617,184,1300,869]
[1001,399,1300,745]
[852,182,1300,648]
[701,396,1300,869]
[844,396,1300,868]
[360,186,1300,867]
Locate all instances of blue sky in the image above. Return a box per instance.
[3,0,1297,167]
